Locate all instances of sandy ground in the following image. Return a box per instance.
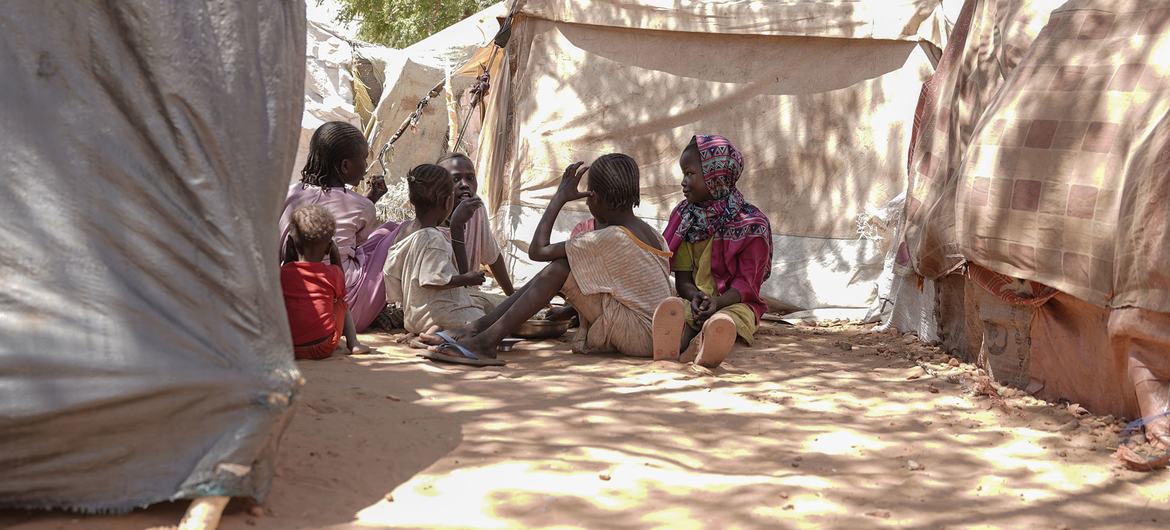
[4,322,1170,529]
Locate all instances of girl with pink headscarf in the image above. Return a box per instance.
[652,134,772,368]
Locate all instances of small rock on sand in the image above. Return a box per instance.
[907,460,925,471]
[865,510,891,519]
[834,341,853,351]
[905,366,927,380]
[247,505,265,517]
[599,472,612,481]
[948,358,960,367]
[385,493,395,502]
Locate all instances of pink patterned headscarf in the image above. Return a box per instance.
[664,134,774,321]
[669,135,770,246]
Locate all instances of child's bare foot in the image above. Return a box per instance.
[693,313,736,369]
[349,342,372,355]
[545,305,577,321]
[652,298,687,361]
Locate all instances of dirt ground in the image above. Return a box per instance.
[4,322,1170,529]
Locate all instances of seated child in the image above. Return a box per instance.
[281,205,370,360]
[389,153,513,314]
[421,153,673,366]
[383,164,489,334]
[652,134,773,369]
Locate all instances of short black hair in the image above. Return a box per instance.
[301,121,366,187]
[406,164,453,211]
[588,153,640,210]
[436,152,473,166]
[290,205,336,250]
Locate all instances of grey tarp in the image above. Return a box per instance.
[0,1,305,513]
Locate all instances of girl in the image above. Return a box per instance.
[390,153,515,299]
[383,164,488,334]
[279,121,400,332]
[653,134,773,368]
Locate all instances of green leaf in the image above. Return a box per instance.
[325,0,496,48]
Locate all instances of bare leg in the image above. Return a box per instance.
[344,310,371,354]
[451,259,571,358]
[680,325,699,354]
[420,277,543,346]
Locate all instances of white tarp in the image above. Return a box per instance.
[478,4,949,311]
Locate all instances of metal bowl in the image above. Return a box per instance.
[513,318,572,340]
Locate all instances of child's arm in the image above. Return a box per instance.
[281,235,298,265]
[530,162,591,262]
[329,242,343,268]
[449,198,482,274]
[488,256,515,295]
[432,270,486,290]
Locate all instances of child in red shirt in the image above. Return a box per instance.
[281,205,369,359]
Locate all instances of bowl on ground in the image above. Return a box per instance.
[513,318,572,340]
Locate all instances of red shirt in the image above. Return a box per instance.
[280,262,346,346]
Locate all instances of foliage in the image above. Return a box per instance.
[328,0,497,48]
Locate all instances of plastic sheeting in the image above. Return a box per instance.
[955,0,1170,313]
[0,1,305,513]
[478,9,946,310]
[361,4,504,217]
[292,18,364,184]
[898,0,1064,279]
[518,0,953,43]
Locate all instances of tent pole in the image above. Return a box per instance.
[178,496,230,530]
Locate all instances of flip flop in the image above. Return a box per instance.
[694,313,736,369]
[420,331,505,367]
[652,298,687,361]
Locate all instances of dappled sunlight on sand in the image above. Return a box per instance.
[6,324,1170,529]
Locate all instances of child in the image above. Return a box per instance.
[281,206,371,360]
[421,153,673,366]
[382,164,489,334]
[279,121,400,333]
[438,152,514,295]
[652,134,773,368]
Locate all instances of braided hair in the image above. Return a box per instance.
[301,121,366,188]
[406,164,453,211]
[587,153,640,210]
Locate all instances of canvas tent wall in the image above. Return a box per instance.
[362,3,507,220]
[473,0,961,313]
[0,1,305,512]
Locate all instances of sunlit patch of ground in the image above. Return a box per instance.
[4,323,1169,529]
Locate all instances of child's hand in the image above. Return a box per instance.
[366,175,388,203]
[692,293,717,322]
[451,197,483,226]
[554,162,593,203]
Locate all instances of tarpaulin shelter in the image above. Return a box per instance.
[468,0,962,313]
[361,2,508,222]
[887,0,1170,446]
[0,0,305,513]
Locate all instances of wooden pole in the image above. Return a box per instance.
[178,496,230,530]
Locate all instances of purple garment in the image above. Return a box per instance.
[280,183,403,331]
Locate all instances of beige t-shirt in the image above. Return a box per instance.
[383,227,485,333]
[394,207,500,268]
